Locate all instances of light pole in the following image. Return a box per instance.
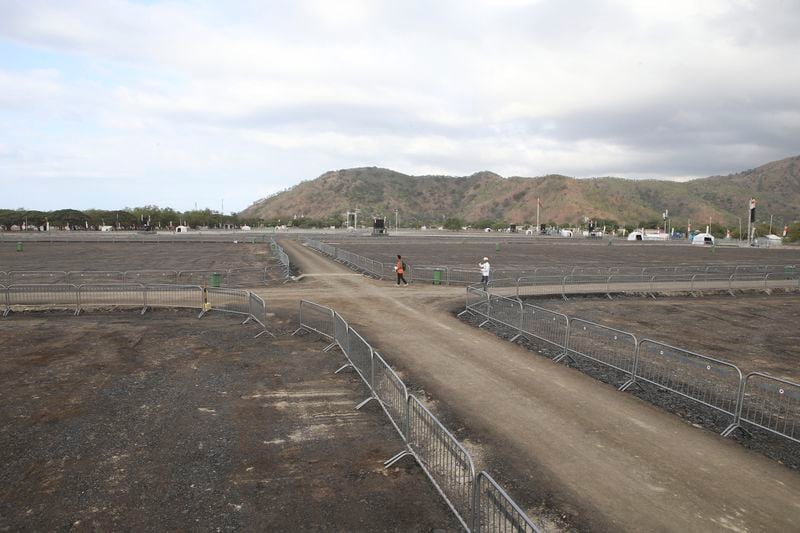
[769,214,774,235]
[738,217,742,242]
[395,209,398,232]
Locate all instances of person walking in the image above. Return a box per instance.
[395,255,408,286]
[479,256,491,290]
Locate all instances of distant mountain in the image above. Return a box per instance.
[240,156,800,227]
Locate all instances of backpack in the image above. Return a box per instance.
[402,261,407,271]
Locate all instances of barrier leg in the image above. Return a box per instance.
[384,449,414,468]
[334,362,353,374]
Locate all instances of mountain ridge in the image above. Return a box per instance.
[241,156,800,227]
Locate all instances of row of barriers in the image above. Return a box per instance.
[269,238,292,277]
[512,271,800,299]
[0,283,271,337]
[0,268,273,287]
[463,286,800,444]
[305,239,388,278]
[294,300,540,532]
[303,238,798,289]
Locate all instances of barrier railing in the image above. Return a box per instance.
[67,271,124,284]
[296,300,539,532]
[5,284,78,316]
[463,285,800,446]
[726,372,800,442]
[123,270,179,284]
[9,270,68,284]
[77,284,146,315]
[406,395,476,530]
[2,284,270,336]
[295,300,335,340]
[206,287,251,318]
[558,319,638,389]
[270,238,292,276]
[372,351,409,438]
[473,471,541,533]
[145,284,205,311]
[520,302,569,357]
[634,340,743,427]
[0,269,273,288]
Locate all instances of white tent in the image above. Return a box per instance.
[175,225,189,233]
[627,231,643,241]
[692,232,715,245]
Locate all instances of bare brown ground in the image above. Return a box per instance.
[0,310,457,531]
[0,241,270,271]
[328,235,800,268]
[264,239,800,532]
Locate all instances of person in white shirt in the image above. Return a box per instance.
[479,257,491,290]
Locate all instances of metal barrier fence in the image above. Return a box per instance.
[515,271,800,299]
[296,300,541,532]
[559,319,638,389]
[5,284,79,316]
[0,268,272,288]
[1,284,270,336]
[463,283,800,445]
[732,372,800,443]
[299,241,797,287]
[270,238,292,276]
[205,287,251,318]
[473,471,541,533]
[634,340,743,425]
[295,300,335,340]
[77,284,146,315]
[145,284,205,311]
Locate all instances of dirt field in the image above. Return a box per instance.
[0,310,457,531]
[0,242,272,272]
[327,234,800,268]
[260,239,800,532]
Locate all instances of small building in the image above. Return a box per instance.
[559,229,573,237]
[627,231,643,241]
[99,225,113,232]
[175,225,189,233]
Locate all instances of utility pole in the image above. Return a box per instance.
[738,217,742,242]
[395,209,398,232]
[536,197,540,233]
[769,214,774,235]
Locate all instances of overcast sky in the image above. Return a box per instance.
[1,0,799,212]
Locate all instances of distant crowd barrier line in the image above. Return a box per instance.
[462,286,800,446]
[0,283,272,338]
[0,267,285,288]
[269,238,292,278]
[302,239,798,295]
[294,300,541,533]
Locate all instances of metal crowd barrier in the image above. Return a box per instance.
[729,372,800,442]
[0,268,272,288]
[270,238,292,276]
[473,471,541,533]
[77,283,146,315]
[462,283,800,445]
[205,287,251,319]
[5,284,79,316]
[1,284,270,337]
[298,239,800,288]
[295,300,541,532]
[513,271,800,299]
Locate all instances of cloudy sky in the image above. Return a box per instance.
[1,0,799,212]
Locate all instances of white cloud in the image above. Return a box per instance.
[1,0,799,211]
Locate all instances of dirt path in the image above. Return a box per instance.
[260,240,800,532]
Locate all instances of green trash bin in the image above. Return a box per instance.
[16,242,23,252]
[210,272,221,287]
[433,269,442,286]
